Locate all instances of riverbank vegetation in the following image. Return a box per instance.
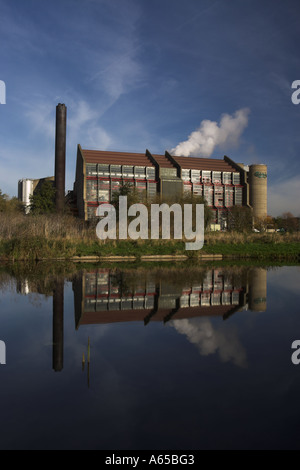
[0,212,299,262]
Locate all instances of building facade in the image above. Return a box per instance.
[73,144,267,228]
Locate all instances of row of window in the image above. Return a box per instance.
[84,271,240,298]
[180,290,241,308]
[86,164,241,185]
[182,169,241,185]
[184,184,243,207]
[83,289,241,312]
[86,179,157,203]
[86,163,156,180]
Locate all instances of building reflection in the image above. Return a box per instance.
[15,266,267,373]
[73,267,267,329]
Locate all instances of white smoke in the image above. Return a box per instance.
[170,318,247,368]
[171,108,250,157]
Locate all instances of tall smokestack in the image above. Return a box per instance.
[55,103,67,212]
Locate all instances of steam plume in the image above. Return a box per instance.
[171,108,250,157]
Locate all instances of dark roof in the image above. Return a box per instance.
[77,304,237,326]
[81,149,155,167]
[80,147,239,172]
[172,156,237,172]
[151,154,175,169]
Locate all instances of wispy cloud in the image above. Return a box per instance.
[67,100,111,150]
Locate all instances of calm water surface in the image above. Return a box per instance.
[0,264,299,450]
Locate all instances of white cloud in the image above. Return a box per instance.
[68,100,111,150]
[24,101,55,140]
[171,108,250,157]
[170,317,247,368]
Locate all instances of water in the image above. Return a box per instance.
[0,263,299,450]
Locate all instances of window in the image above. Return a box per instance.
[222,292,231,305]
[214,185,224,207]
[86,179,97,202]
[193,184,202,196]
[147,182,157,197]
[134,166,146,179]
[232,291,240,305]
[203,272,213,291]
[86,164,97,176]
[98,164,110,177]
[211,292,221,306]
[181,169,190,182]
[146,167,155,180]
[202,171,211,183]
[212,171,222,184]
[204,185,213,206]
[98,180,110,202]
[201,293,211,306]
[223,172,232,185]
[122,165,134,178]
[180,295,190,308]
[224,186,234,207]
[235,187,243,206]
[110,165,122,178]
[191,169,201,183]
[233,172,241,185]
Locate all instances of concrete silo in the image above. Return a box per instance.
[248,267,267,312]
[249,164,267,220]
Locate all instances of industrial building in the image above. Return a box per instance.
[73,144,267,229]
[17,103,268,228]
[18,176,54,214]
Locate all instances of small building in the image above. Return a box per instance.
[18,177,54,214]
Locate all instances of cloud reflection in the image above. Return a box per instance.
[170,317,247,368]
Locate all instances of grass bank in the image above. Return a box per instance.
[0,213,299,262]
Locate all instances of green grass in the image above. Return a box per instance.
[0,213,299,262]
[203,241,300,259]
[0,236,299,261]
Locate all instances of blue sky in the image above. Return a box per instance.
[0,0,299,216]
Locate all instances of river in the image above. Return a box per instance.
[0,263,299,450]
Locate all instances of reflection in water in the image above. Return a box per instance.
[71,267,267,369]
[73,267,267,328]
[53,279,64,372]
[18,266,268,372]
[4,265,300,451]
[170,318,247,367]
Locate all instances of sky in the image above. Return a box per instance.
[0,0,299,216]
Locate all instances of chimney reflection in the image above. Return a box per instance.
[53,279,64,372]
